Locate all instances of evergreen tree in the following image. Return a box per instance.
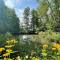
[23,7,30,33]
[0,0,20,34]
[31,9,39,32]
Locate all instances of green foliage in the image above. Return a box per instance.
[5,8,20,34]
[37,0,60,32]
[24,7,30,19]
[31,9,39,31]
[30,32,60,44]
[23,7,30,33]
[37,1,48,16]
[0,0,20,34]
[0,32,60,60]
[0,0,60,60]
[14,37,60,60]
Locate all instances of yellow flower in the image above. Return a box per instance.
[43,44,48,48]
[35,57,40,60]
[0,48,5,52]
[6,39,18,44]
[13,40,18,44]
[5,45,14,48]
[16,56,21,60]
[4,58,7,60]
[3,53,10,57]
[52,48,56,51]
[4,58,13,60]
[7,58,13,60]
[53,43,60,50]
[6,49,12,53]
[32,57,40,60]
[6,40,10,44]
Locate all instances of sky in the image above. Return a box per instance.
[3,0,38,37]
[4,0,38,19]
[4,0,38,9]
[4,0,38,23]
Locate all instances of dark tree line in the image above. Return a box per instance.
[0,0,20,34]
[0,0,60,35]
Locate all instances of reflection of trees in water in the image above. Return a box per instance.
[19,35,32,44]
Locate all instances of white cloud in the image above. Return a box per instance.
[15,9,24,17]
[4,0,14,9]
[15,9,24,24]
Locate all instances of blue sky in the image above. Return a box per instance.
[4,0,38,22]
[15,0,38,9]
[4,0,38,9]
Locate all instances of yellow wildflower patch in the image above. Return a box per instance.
[53,43,60,50]
[0,48,5,52]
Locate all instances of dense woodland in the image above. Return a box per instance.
[0,0,60,34]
